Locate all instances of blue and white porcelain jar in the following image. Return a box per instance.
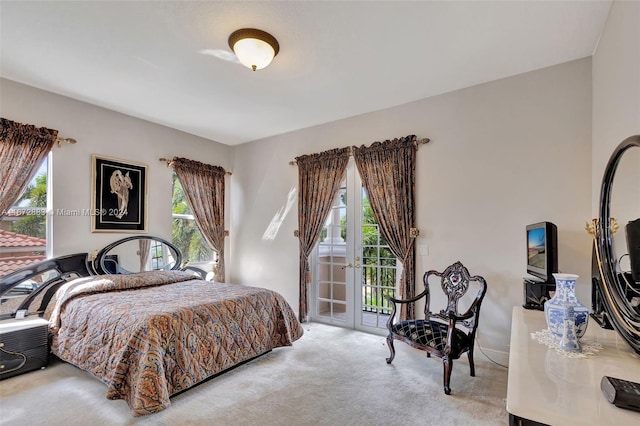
[544,273,589,341]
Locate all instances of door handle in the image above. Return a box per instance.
[354,263,361,268]
[341,263,354,270]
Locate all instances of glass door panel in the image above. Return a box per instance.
[312,159,401,333]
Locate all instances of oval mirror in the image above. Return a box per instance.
[92,236,182,275]
[610,142,640,277]
[594,134,640,355]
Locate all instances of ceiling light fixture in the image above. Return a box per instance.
[228,28,279,71]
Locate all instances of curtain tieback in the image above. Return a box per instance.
[410,228,420,238]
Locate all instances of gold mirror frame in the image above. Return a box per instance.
[591,135,640,355]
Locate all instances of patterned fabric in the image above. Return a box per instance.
[296,147,350,322]
[49,271,303,416]
[0,117,57,215]
[172,158,226,282]
[353,135,417,320]
[49,270,196,329]
[391,319,469,356]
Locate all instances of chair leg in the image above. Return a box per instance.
[443,356,452,395]
[386,336,396,364]
[467,348,476,377]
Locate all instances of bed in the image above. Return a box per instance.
[48,270,303,416]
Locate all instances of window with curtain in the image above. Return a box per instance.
[0,156,54,314]
[1,117,59,315]
[171,172,217,273]
[0,155,49,276]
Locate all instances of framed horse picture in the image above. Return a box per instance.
[91,155,148,233]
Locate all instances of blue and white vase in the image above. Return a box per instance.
[558,305,581,352]
[544,273,589,342]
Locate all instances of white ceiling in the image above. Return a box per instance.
[0,1,612,146]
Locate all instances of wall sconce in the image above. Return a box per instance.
[228,28,280,71]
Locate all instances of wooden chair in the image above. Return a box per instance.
[384,261,487,394]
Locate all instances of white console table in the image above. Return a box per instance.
[507,307,640,425]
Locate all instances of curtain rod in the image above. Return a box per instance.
[159,158,232,175]
[159,157,174,167]
[55,136,77,147]
[288,137,430,166]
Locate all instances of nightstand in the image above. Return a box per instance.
[0,317,49,380]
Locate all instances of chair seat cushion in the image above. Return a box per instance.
[390,319,470,356]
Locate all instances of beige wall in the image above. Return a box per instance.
[231,58,593,358]
[592,1,640,202]
[592,0,640,267]
[0,78,233,266]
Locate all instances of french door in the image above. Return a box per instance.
[311,159,401,334]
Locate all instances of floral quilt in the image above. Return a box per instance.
[49,271,303,416]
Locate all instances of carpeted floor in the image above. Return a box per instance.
[0,322,508,425]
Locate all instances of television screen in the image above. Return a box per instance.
[526,222,558,283]
[527,228,546,270]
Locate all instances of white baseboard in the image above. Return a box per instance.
[474,343,509,367]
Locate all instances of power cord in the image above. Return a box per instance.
[475,336,508,369]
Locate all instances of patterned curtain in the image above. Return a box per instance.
[0,118,57,214]
[138,239,151,272]
[172,157,226,282]
[353,135,418,320]
[296,147,350,322]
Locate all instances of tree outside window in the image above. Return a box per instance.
[10,172,47,238]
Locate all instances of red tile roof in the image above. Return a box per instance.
[0,255,46,275]
[0,229,46,248]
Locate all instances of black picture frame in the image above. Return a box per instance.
[91,155,148,233]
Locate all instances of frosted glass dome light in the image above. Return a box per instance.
[228,28,280,71]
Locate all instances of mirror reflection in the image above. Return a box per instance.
[96,237,181,275]
[609,146,640,303]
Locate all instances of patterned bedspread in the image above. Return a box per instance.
[49,271,303,416]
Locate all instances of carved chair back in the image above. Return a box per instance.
[424,261,487,335]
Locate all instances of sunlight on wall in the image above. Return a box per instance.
[262,186,297,240]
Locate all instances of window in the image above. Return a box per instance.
[0,156,49,277]
[150,240,166,270]
[0,156,51,314]
[361,190,398,316]
[171,173,217,273]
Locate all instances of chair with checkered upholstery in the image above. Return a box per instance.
[384,261,487,395]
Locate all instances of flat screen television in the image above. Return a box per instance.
[526,221,558,283]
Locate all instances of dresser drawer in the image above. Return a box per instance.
[0,318,49,379]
